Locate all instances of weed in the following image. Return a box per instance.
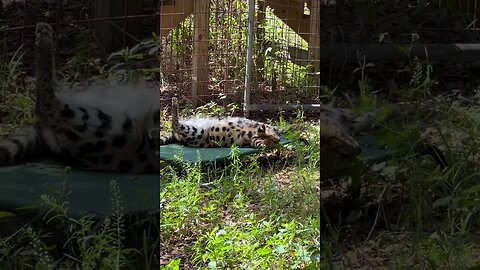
[160,111,320,269]
[0,180,156,269]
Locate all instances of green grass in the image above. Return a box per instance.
[0,181,159,270]
[321,97,480,269]
[0,34,160,269]
[160,115,320,269]
[0,43,34,135]
[320,48,480,268]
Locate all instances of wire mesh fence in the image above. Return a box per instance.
[160,0,320,113]
[0,0,159,80]
[0,0,159,131]
[320,0,480,94]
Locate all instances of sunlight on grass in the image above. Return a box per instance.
[160,119,320,269]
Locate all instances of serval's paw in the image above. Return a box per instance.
[35,22,53,50]
[171,97,178,106]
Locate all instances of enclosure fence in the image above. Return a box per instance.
[320,0,480,91]
[160,0,320,115]
[1,0,158,76]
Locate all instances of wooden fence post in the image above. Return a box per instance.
[93,0,142,52]
[192,0,210,105]
[309,0,320,86]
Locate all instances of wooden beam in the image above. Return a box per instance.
[322,43,480,62]
[160,0,194,37]
[265,0,311,42]
[192,0,210,105]
[93,0,142,52]
[308,0,320,86]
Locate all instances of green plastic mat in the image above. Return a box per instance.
[0,157,158,219]
[160,138,290,163]
[357,135,390,164]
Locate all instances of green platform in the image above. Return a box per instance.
[160,138,291,163]
[0,157,159,219]
[0,140,290,218]
[357,135,390,164]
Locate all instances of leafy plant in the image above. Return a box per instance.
[108,34,160,83]
[160,111,320,268]
[0,180,155,269]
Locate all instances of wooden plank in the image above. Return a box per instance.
[265,0,311,42]
[93,0,142,52]
[308,0,320,85]
[160,0,194,37]
[322,43,480,62]
[192,0,210,105]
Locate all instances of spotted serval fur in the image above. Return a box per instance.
[0,22,159,173]
[160,98,281,149]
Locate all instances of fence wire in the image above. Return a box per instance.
[160,0,320,112]
[0,0,159,135]
[320,0,480,93]
[1,0,158,77]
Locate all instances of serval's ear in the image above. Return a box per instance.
[257,124,266,133]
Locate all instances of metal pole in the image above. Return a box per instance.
[244,0,255,117]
